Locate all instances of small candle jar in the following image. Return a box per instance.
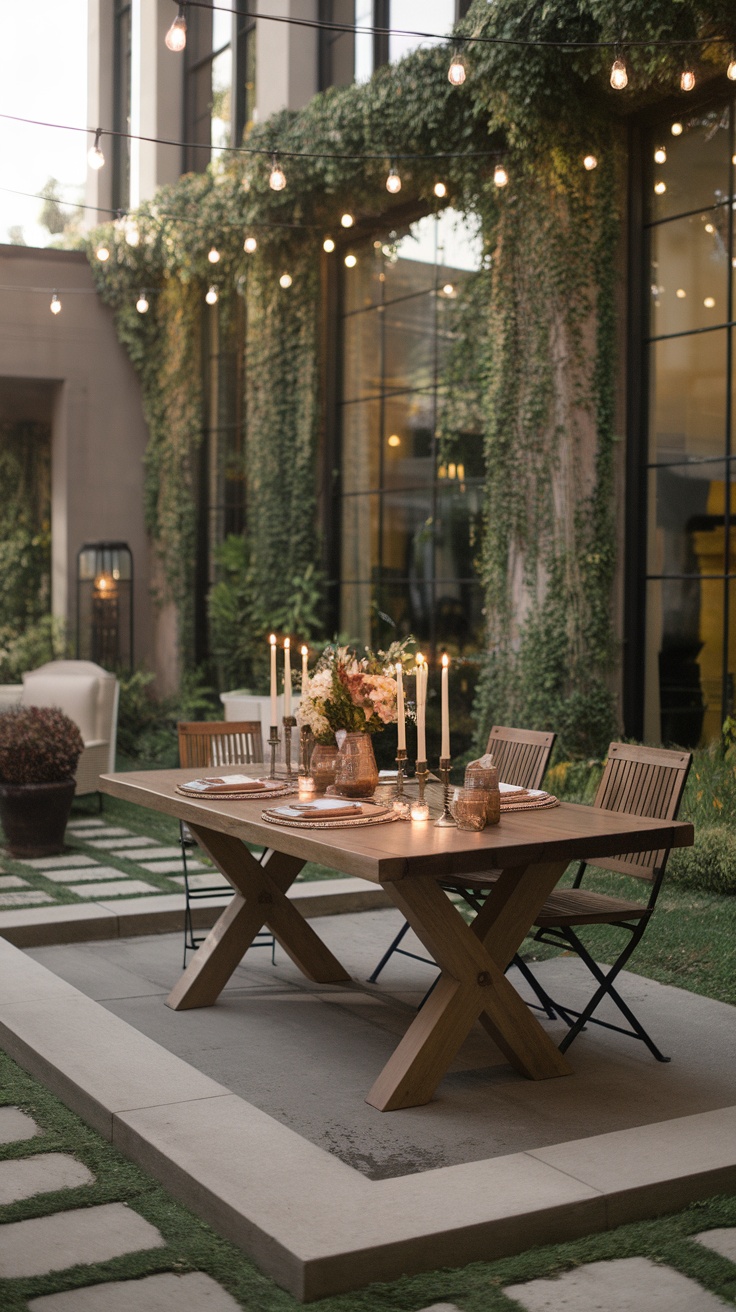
[452,787,488,832]
[393,797,411,818]
[298,775,317,801]
[464,761,500,825]
[410,800,430,822]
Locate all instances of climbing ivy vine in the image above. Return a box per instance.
[88,0,734,756]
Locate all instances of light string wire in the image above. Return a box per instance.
[174,0,736,51]
[0,183,323,230]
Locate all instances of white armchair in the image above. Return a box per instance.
[21,660,120,796]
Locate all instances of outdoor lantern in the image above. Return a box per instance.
[77,542,133,669]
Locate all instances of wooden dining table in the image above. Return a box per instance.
[100,768,693,1111]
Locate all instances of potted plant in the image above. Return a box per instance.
[0,706,84,858]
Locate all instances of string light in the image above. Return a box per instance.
[386,164,402,194]
[95,243,109,261]
[279,272,292,287]
[434,181,447,198]
[323,237,335,252]
[583,153,598,170]
[87,128,105,170]
[124,218,140,247]
[671,121,683,135]
[680,68,695,91]
[269,156,286,191]
[136,291,149,314]
[654,180,666,194]
[165,4,187,52]
[494,163,509,188]
[243,235,257,253]
[340,213,354,228]
[208,245,220,263]
[654,146,666,163]
[387,433,401,447]
[448,54,466,86]
[610,56,628,89]
[50,291,61,315]
[205,285,218,305]
[344,254,357,268]
[729,57,736,80]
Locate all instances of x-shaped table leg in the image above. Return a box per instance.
[166,824,351,1010]
[365,861,571,1110]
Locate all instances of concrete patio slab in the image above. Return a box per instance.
[22,855,99,870]
[695,1227,736,1262]
[0,1151,94,1203]
[0,1202,165,1277]
[66,819,107,830]
[140,859,205,874]
[505,1256,730,1310]
[0,1105,41,1143]
[0,875,29,889]
[40,866,128,883]
[27,1270,243,1311]
[114,846,184,861]
[67,879,157,898]
[0,891,54,906]
[86,836,154,849]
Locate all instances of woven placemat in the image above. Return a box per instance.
[261,806,401,830]
[500,793,559,812]
[176,783,298,802]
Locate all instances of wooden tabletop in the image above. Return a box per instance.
[100,767,694,885]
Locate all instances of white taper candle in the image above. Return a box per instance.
[396,661,406,750]
[301,645,309,698]
[440,653,450,759]
[269,634,277,726]
[416,654,426,762]
[283,638,292,718]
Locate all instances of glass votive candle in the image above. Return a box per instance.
[410,800,430,822]
[298,775,317,800]
[393,797,411,818]
[452,787,488,832]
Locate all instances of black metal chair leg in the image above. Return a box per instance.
[556,927,670,1062]
[509,953,561,1022]
[368,920,412,982]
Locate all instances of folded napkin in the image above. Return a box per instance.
[499,782,532,802]
[289,800,362,819]
[181,775,267,794]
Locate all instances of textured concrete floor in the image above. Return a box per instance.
[27,909,736,1180]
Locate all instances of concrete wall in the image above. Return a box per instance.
[0,244,160,679]
[256,0,319,122]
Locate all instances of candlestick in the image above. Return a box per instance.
[283,638,292,718]
[269,634,278,729]
[282,714,297,781]
[300,723,314,776]
[415,654,426,763]
[395,661,406,751]
[395,746,407,798]
[435,755,456,827]
[440,653,450,759]
[411,759,430,822]
[268,724,280,780]
[301,645,309,697]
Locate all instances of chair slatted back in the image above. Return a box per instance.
[486,726,556,790]
[177,720,264,769]
[591,742,692,881]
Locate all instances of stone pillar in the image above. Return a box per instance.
[130,0,184,207]
[256,0,319,122]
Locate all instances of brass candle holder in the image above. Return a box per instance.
[434,756,456,827]
[282,714,297,782]
[268,724,280,780]
[411,759,430,822]
[300,723,314,777]
[395,747,407,798]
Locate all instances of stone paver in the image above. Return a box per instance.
[23,855,98,870]
[140,860,204,874]
[41,866,126,884]
[0,875,28,889]
[27,1270,243,1311]
[111,846,183,861]
[66,820,106,831]
[170,873,230,890]
[0,891,54,906]
[695,1228,736,1263]
[505,1257,730,1311]
[0,1201,165,1277]
[0,1152,94,1204]
[67,880,156,898]
[0,1106,41,1144]
[416,1305,462,1311]
[86,836,152,850]
[69,827,133,840]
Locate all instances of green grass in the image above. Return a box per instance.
[2,1048,736,1310]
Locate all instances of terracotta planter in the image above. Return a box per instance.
[0,779,76,859]
[334,732,379,798]
[310,742,339,794]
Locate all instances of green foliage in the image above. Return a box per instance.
[0,615,69,685]
[668,826,736,896]
[116,668,218,768]
[0,421,52,651]
[0,707,83,785]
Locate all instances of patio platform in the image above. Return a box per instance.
[1,908,735,1300]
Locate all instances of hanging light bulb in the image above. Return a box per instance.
[205,285,219,305]
[279,273,292,288]
[136,291,149,314]
[494,163,509,188]
[386,165,402,194]
[344,254,357,268]
[269,156,286,191]
[583,153,598,171]
[95,243,109,262]
[654,146,667,164]
[671,121,683,136]
[125,219,140,247]
[50,291,61,315]
[728,57,736,81]
[340,213,354,228]
[654,180,667,195]
[434,181,447,198]
[165,3,187,51]
[680,68,695,92]
[610,56,628,90]
[243,235,257,253]
[208,245,220,264]
[323,237,335,253]
[448,54,466,86]
[87,128,105,170]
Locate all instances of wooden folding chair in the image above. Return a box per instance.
[177,720,275,968]
[367,725,556,984]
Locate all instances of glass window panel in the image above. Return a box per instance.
[381,489,435,582]
[341,493,379,583]
[342,307,382,401]
[649,330,727,463]
[211,47,232,152]
[342,400,381,493]
[648,105,731,222]
[435,482,484,581]
[354,0,373,82]
[384,297,435,393]
[343,249,384,313]
[383,392,436,490]
[647,576,724,747]
[435,582,485,654]
[213,0,232,50]
[389,0,455,62]
[647,462,728,577]
[649,207,729,336]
